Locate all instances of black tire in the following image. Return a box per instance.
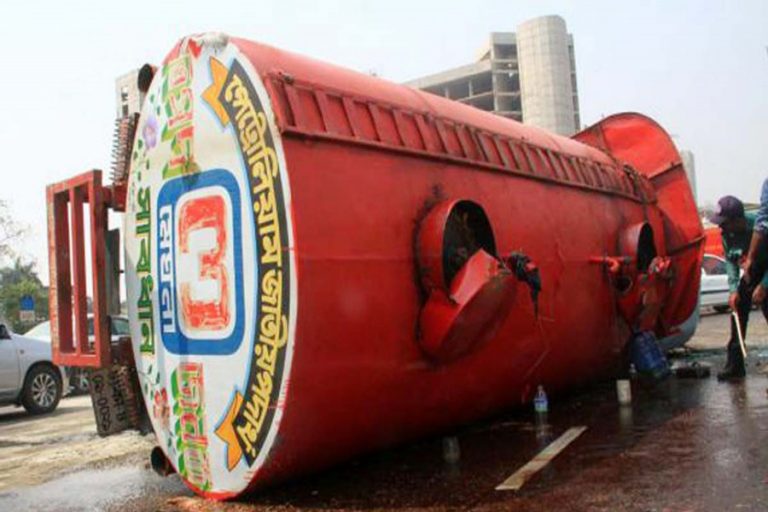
[713,305,730,314]
[21,365,62,415]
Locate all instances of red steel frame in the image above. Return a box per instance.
[46,170,112,368]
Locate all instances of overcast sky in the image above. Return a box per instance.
[1,0,766,278]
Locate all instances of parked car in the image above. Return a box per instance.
[24,315,129,393]
[700,254,731,313]
[0,322,67,414]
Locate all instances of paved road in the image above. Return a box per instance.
[0,395,153,492]
[154,353,768,512]
[689,309,768,351]
[1,315,768,511]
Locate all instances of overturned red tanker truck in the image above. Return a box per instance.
[46,33,703,499]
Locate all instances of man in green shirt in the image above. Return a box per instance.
[709,195,768,381]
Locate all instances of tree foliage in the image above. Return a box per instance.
[0,200,26,263]
[0,259,49,333]
[0,201,41,332]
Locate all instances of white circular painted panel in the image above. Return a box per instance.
[124,34,297,497]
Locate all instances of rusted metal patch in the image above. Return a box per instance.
[89,365,144,436]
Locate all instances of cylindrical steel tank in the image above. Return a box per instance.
[124,33,702,499]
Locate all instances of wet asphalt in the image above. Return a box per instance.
[1,314,768,511]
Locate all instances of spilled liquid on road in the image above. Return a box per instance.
[1,353,767,511]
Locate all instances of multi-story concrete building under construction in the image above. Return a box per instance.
[405,15,580,136]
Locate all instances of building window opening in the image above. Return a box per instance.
[471,74,492,95]
[494,44,517,60]
[446,80,470,100]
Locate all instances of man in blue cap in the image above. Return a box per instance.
[741,178,768,302]
[709,194,768,380]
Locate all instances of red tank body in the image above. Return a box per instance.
[48,33,703,499]
[704,226,724,257]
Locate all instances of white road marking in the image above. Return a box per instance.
[496,426,588,491]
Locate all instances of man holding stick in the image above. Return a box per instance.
[709,193,768,381]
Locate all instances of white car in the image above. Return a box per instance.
[700,254,731,313]
[0,322,67,414]
[24,316,129,393]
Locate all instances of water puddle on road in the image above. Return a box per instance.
[0,465,189,512]
[1,354,766,511]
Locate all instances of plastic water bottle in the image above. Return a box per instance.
[442,436,460,464]
[534,385,548,414]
